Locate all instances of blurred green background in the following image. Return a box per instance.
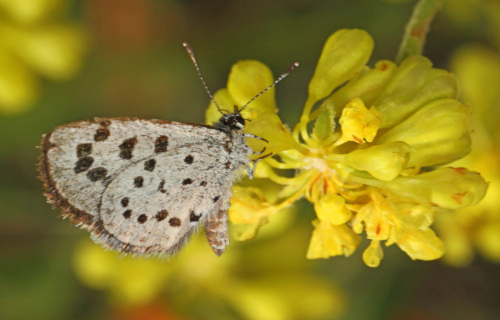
[1,0,500,319]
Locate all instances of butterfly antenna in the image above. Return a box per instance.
[240,62,299,111]
[183,42,223,113]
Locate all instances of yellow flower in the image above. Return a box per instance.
[0,0,86,114]
[212,29,488,267]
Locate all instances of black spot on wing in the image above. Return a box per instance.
[87,167,107,181]
[119,137,137,159]
[134,176,144,188]
[144,159,156,172]
[169,217,181,227]
[154,135,169,153]
[123,209,132,219]
[138,214,147,224]
[94,128,110,142]
[184,155,194,164]
[155,210,168,221]
[74,156,94,173]
[121,197,129,207]
[76,143,92,158]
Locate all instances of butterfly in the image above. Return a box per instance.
[39,42,298,257]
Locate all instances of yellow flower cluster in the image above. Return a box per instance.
[206,29,488,267]
[0,0,86,114]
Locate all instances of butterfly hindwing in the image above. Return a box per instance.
[97,143,233,255]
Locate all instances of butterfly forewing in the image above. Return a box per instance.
[40,118,245,256]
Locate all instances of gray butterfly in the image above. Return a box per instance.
[39,43,298,257]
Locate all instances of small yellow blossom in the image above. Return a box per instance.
[338,97,381,144]
[212,29,488,267]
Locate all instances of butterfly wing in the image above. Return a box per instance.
[40,118,240,256]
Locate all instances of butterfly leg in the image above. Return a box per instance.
[243,133,268,143]
[204,207,229,256]
[251,146,267,155]
[245,152,272,179]
[243,133,271,178]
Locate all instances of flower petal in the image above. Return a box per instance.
[227,60,276,115]
[307,220,360,259]
[245,112,301,154]
[396,227,444,261]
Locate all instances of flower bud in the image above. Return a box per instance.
[362,240,383,267]
[326,60,397,114]
[377,98,470,149]
[377,167,488,209]
[345,141,411,181]
[374,56,459,128]
[407,133,471,167]
[307,29,373,107]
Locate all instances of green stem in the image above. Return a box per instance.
[396,0,444,64]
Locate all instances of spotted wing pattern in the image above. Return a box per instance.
[40,118,250,256]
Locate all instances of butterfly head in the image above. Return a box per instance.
[214,106,245,132]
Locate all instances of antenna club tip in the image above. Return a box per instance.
[293,62,300,67]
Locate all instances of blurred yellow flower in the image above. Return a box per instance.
[0,0,86,114]
[210,29,488,267]
[74,231,345,319]
[433,44,500,266]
